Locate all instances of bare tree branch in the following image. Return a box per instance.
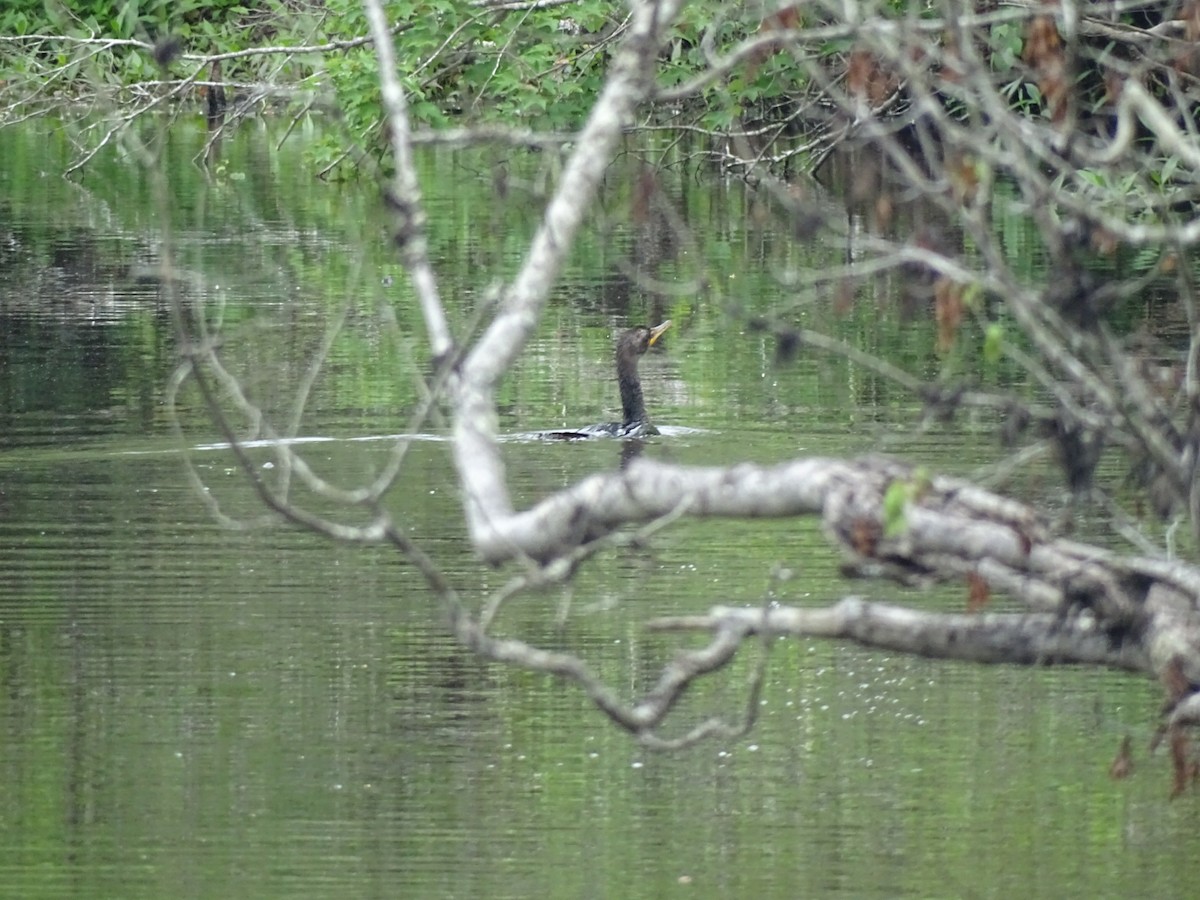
[362,0,452,359]
[649,599,1149,672]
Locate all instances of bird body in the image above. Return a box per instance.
[544,320,671,440]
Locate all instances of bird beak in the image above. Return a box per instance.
[648,320,672,346]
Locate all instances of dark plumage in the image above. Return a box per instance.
[547,320,671,439]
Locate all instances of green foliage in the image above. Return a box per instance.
[0,0,286,90]
[318,0,619,143]
[1059,159,1182,239]
[0,0,856,177]
[882,480,910,537]
[983,322,1004,365]
[5,0,818,174]
[34,0,251,42]
[988,20,1026,72]
[6,0,1192,189]
[881,468,932,538]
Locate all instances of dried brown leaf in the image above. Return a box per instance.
[833,278,857,316]
[1162,655,1192,706]
[749,4,800,72]
[1109,734,1133,780]
[966,571,990,613]
[948,155,979,205]
[1022,16,1062,66]
[1090,228,1118,257]
[934,277,964,353]
[850,518,881,557]
[1170,727,1191,799]
[847,49,897,106]
[1023,16,1070,123]
[873,193,894,232]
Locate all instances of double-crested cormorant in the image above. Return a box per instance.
[549,320,671,439]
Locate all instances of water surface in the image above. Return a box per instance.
[0,119,1191,899]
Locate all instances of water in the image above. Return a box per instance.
[0,119,1194,898]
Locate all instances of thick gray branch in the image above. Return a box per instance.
[469,453,1200,684]
[649,599,1150,672]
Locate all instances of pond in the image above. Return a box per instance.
[0,118,1193,898]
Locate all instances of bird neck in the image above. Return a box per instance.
[617,354,646,427]
[620,380,645,427]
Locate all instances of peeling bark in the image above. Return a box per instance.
[467,451,1200,685]
[649,599,1149,671]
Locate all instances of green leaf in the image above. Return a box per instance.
[983,323,1004,364]
[882,481,910,537]
[962,283,983,312]
[1161,155,1179,185]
